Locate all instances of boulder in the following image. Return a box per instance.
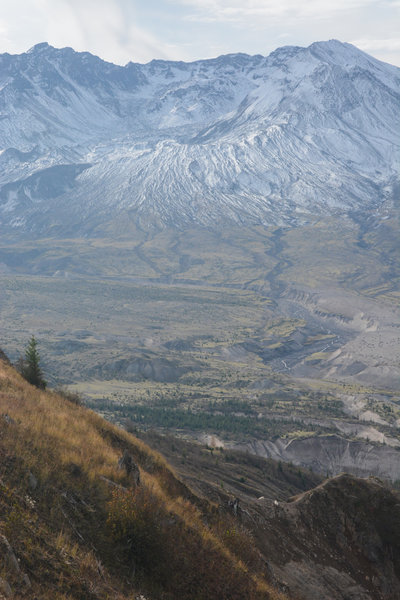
[0,536,20,575]
[28,472,38,491]
[0,578,12,598]
[118,450,140,486]
[228,497,241,517]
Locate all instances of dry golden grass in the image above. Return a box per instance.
[0,358,287,600]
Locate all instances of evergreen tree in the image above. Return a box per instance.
[21,336,46,389]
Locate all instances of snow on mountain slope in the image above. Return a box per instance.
[0,40,399,235]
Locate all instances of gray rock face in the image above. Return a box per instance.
[0,536,20,575]
[94,356,191,383]
[236,435,400,481]
[0,535,32,597]
[0,40,398,236]
[28,471,38,490]
[118,450,140,486]
[0,578,12,598]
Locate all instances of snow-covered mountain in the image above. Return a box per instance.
[0,40,399,235]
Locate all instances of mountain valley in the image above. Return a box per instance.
[1,216,399,481]
[0,39,399,484]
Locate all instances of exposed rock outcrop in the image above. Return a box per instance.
[118,450,140,486]
[0,536,20,576]
[27,471,38,491]
[238,435,400,481]
[0,578,12,598]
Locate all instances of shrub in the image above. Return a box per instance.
[107,486,265,600]
[55,387,83,406]
[107,486,164,575]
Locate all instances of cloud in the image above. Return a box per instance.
[0,0,399,66]
[0,0,175,63]
[349,37,400,64]
[351,37,400,51]
[179,0,396,23]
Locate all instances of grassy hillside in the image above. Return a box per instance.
[0,354,286,600]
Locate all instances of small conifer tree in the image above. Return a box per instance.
[21,336,47,389]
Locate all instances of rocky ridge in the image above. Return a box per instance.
[248,474,400,600]
[0,40,399,235]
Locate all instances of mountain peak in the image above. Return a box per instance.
[308,38,380,66]
[27,41,52,53]
[310,38,348,50]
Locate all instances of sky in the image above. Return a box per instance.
[0,0,399,66]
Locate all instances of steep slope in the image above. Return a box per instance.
[137,432,400,600]
[2,352,400,599]
[0,352,283,600]
[136,430,324,504]
[250,474,400,600]
[0,40,398,235]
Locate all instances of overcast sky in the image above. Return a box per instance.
[0,0,399,66]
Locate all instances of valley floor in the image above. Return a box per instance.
[1,215,399,482]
